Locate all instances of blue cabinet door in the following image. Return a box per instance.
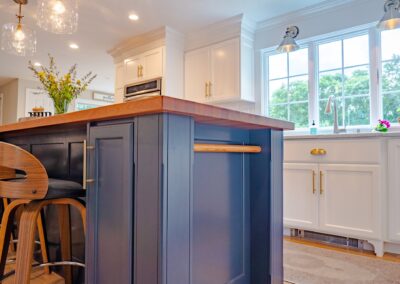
[86,123,134,284]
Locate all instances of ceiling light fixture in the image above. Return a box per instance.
[69,43,79,49]
[377,0,400,30]
[276,26,300,53]
[36,0,78,34]
[129,14,139,21]
[1,0,37,56]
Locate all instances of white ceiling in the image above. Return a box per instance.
[0,0,331,93]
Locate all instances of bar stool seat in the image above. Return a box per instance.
[5,178,85,199]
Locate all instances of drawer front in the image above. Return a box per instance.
[284,139,382,164]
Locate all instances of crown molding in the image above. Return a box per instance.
[257,0,363,30]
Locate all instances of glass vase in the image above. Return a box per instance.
[53,100,69,115]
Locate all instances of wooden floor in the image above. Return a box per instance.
[284,236,400,263]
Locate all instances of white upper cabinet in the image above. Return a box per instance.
[141,48,163,80]
[184,37,254,104]
[210,39,240,102]
[124,47,164,85]
[184,47,210,103]
[109,27,184,100]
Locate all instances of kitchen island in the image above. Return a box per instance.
[0,96,293,284]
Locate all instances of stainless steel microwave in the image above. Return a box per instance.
[124,77,162,101]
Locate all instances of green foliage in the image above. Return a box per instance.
[28,54,97,114]
[269,54,400,128]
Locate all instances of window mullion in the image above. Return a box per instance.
[370,27,381,124]
[309,42,317,127]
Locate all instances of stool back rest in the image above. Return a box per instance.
[0,142,48,199]
[0,166,16,179]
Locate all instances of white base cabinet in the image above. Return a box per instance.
[284,163,319,230]
[284,137,387,257]
[388,139,400,242]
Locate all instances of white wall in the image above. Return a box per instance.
[0,79,18,125]
[253,0,383,115]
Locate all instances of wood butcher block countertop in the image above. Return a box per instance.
[0,96,294,133]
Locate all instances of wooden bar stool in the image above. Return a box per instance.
[0,142,86,284]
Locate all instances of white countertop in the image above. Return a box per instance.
[284,131,400,140]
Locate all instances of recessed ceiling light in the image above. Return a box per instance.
[33,62,41,67]
[69,43,79,49]
[129,14,139,21]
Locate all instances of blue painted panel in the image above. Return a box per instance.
[193,124,250,284]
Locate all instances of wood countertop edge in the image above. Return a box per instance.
[0,96,294,133]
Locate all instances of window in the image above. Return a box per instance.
[318,34,370,127]
[381,29,400,123]
[264,27,400,130]
[268,48,309,128]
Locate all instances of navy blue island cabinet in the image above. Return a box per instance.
[0,96,293,284]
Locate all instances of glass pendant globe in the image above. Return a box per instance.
[1,23,37,56]
[36,0,78,34]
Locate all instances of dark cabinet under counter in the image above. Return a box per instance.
[0,96,293,284]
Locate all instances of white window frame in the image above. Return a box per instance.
[262,23,399,132]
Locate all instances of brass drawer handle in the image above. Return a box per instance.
[310,148,327,156]
[320,171,323,195]
[312,170,316,194]
[86,179,95,184]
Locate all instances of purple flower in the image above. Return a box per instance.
[379,119,391,128]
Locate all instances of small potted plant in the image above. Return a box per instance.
[375,119,391,132]
[29,55,96,114]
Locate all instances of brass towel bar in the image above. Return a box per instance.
[193,144,262,153]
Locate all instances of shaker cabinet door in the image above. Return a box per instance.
[142,47,163,80]
[210,38,240,102]
[318,164,381,239]
[86,123,134,284]
[184,47,210,103]
[284,163,319,230]
[125,57,142,84]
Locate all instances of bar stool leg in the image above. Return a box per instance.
[58,204,72,284]
[36,210,50,274]
[0,199,30,280]
[14,201,46,284]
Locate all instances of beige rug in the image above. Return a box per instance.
[284,241,400,284]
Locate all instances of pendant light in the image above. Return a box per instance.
[36,0,78,34]
[1,0,36,56]
[377,0,400,30]
[277,26,300,53]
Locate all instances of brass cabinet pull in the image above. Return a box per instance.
[86,179,95,184]
[312,170,316,194]
[310,148,327,156]
[140,65,144,77]
[208,81,212,97]
[205,82,209,97]
[319,171,323,195]
[137,65,140,78]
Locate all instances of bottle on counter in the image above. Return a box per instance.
[310,120,317,135]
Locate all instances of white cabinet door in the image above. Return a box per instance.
[124,57,142,85]
[184,47,210,103]
[209,38,239,102]
[115,63,125,89]
[284,163,319,230]
[142,47,163,80]
[319,164,381,239]
[388,139,400,242]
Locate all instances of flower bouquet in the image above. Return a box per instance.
[28,54,96,114]
[375,119,391,132]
